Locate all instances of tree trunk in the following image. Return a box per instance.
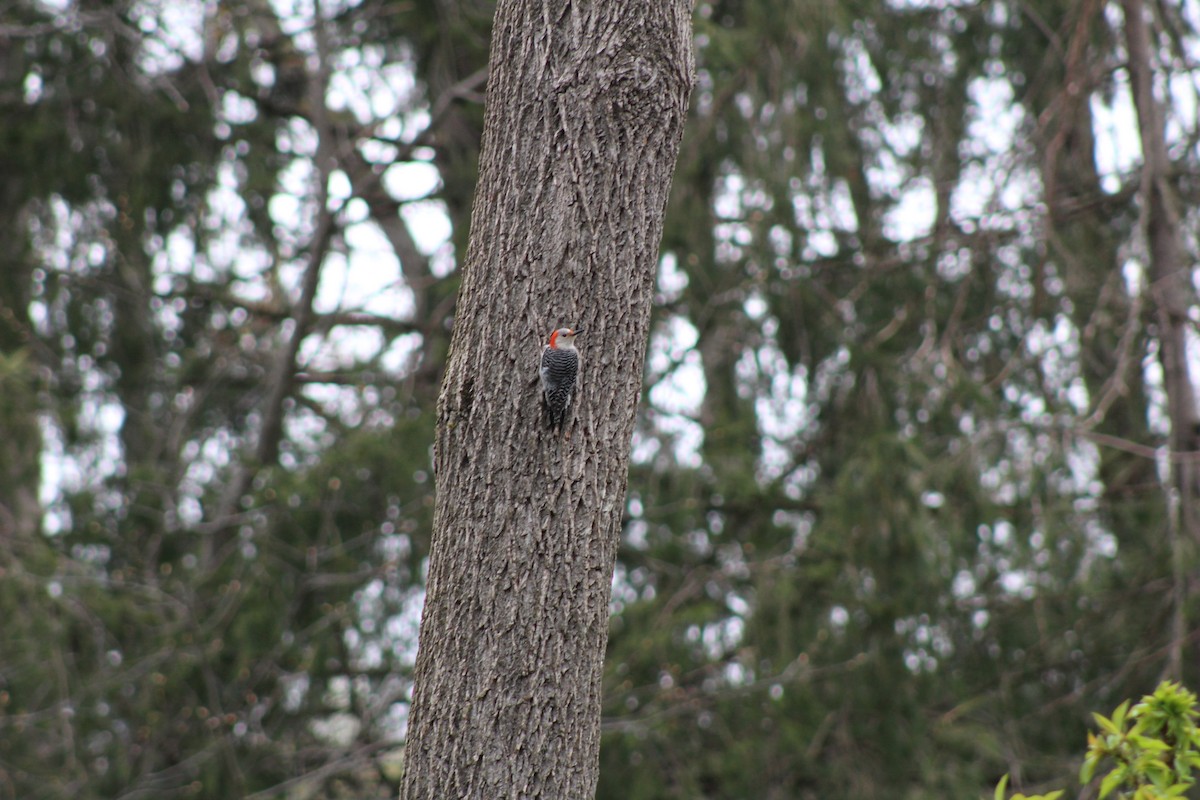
[1121,0,1200,680]
[0,257,41,543]
[400,1,693,798]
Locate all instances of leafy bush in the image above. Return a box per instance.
[997,681,1200,800]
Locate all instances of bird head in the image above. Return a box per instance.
[548,327,583,349]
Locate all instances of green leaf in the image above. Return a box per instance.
[1081,754,1099,784]
[1098,768,1127,800]
[995,774,1009,800]
[1129,735,1171,753]
[1094,713,1121,736]
[1144,760,1172,787]
[1112,700,1132,729]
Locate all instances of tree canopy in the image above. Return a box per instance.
[1,0,1199,798]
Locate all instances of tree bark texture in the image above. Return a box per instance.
[401,1,693,798]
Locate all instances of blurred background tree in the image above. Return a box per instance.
[0,0,484,795]
[1,0,1199,798]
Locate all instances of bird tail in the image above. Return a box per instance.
[543,399,562,431]
[542,391,567,433]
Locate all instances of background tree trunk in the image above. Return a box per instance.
[1121,0,1200,680]
[400,0,693,797]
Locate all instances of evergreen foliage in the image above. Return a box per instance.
[2,0,1199,797]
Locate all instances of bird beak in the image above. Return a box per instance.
[573,327,584,335]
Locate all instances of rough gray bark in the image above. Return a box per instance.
[400,0,693,797]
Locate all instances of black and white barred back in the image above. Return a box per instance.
[540,327,582,432]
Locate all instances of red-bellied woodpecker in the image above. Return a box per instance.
[540,326,582,434]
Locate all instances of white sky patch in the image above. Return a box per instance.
[966,74,1021,156]
[39,417,71,535]
[729,308,813,485]
[24,71,44,103]
[381,333,425,375]
[401,201,454,263]
[301,324,385,374]
[656,253,689,303]
[131,1,205,74]
[713,171,745,220]
[883,177,936,241]
[385,162,441,202]
[752,332,805,404]
[828,178,858,231]
[839,34,882,105]
[756,368,810,476]
[647,317,702,416]
[1091,74,1140,194]
[791,167,857,258]
[326,227,396,311]
[271,0,317,44]
[695,616,744,661]
[330,45,419,124]
[883,113,925,158]
[952,73,1038,226]
[649,349,704,416]
[1025,313,1086,415]
[155,228,199,288]
[645,315,704,467]
[221,90,258,126]
[39,399,125,535]
[328,170,353,205]
[1144,318,1200,475]
[1166,72,1198,146]
[277,158,315,213]
[203,162,268,287]
[340,221,409,315]
[1000,569,1033,598]
[278,116,320,159]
